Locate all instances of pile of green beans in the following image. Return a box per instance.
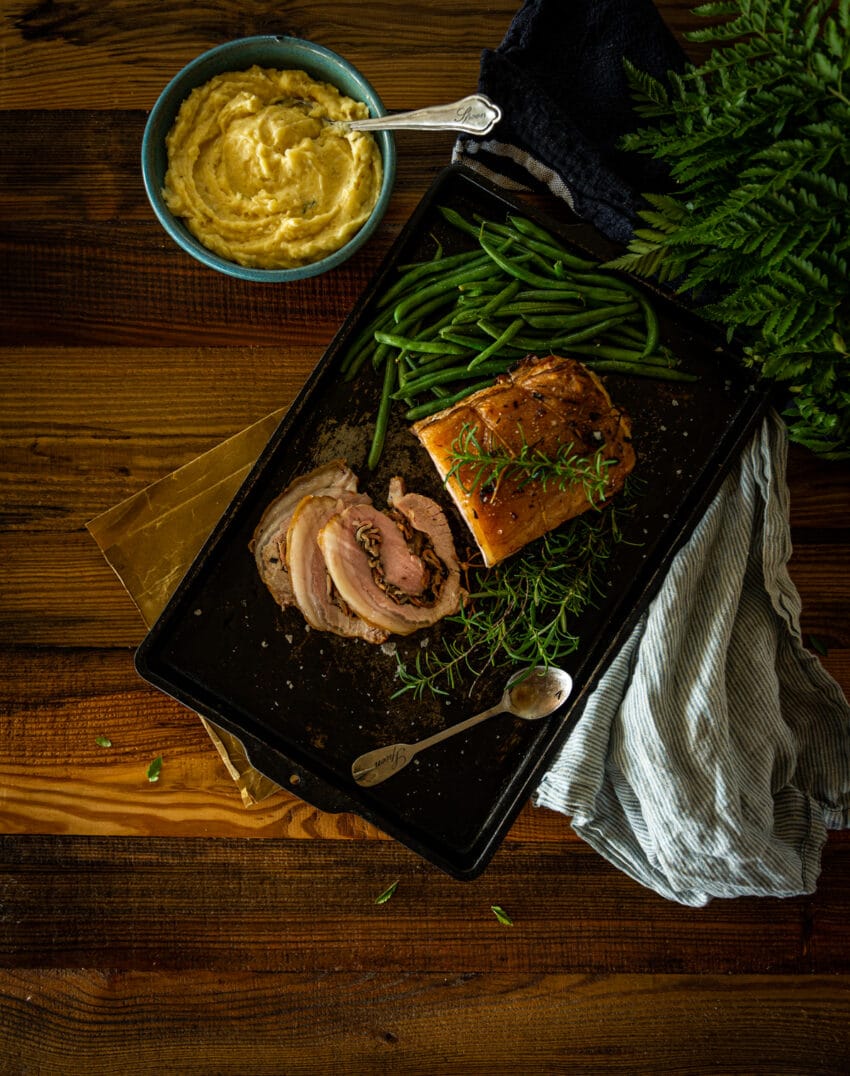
[340,206,695,468]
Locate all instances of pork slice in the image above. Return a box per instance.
[250,459,361,610]
[317,480,462,636]
[286,494,388,644]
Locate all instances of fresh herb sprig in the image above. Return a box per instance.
[394,499,633,699]
[448,421,617,508]
[609,0,850,458]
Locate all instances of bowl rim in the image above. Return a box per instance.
[141,34,397,282]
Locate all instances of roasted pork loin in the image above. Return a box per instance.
[250,459,362,610]
[318,476,462,636]
[286,493,388,644]
[412,354,636,566]
[252,464,461,641]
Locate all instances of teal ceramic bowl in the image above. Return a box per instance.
[141,36,396,282]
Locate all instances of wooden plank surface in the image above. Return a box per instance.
[2,0,850,1071]
[3,835,850,974]
[2,969,848,1075]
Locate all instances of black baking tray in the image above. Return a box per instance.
[135,164,772,879]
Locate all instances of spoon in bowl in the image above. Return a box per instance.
[351,664,573,788]
[338,93,501,135]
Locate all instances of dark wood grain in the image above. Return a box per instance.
[2,1,850,1071]
[2,969,847,1076]
[4,835,850,974]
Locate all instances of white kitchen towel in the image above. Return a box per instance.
[534,410,850,905]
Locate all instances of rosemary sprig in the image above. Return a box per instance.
[491,905,514,926]
[374,879,399,904]
[394,499,633,699]
[447,422,617,508]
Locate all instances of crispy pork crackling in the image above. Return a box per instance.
[412,355,636,566]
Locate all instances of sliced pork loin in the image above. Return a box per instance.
[250,459,362,610]
[286,493,388,644]
[317,476,462,636]
[412,354,636,566]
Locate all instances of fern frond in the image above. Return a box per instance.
[616,0,850,454]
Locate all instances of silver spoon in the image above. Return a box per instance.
[338,93,501,135]
[351,665,573,788]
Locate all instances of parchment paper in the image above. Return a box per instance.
[87,408,287,805]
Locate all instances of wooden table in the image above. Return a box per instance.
[3,2,850,1071]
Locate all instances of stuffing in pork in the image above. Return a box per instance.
[252,464,461,641]
[318,476,462,636]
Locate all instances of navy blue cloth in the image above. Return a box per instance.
[456,0,686,244]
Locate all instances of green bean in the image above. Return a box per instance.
[392,258,498,323]
[394,359,513,399]
[367,345,397,470]
[452,278,522,325]
[392,293,459,341]
[479,225,576,280]
[568,271,644,294]
[477,233,567,289]
[566,343,678,367]
[487,215,599,271]
[523,301,638,331]
[507,214,598,268]
[476,321,554,351]
[395,350,412,391]
[637,293,660,357]
[566,273,662,352]
[580,359,697,381]
[438,329,493,349]
[374,331,467,356]
[498,301,584,317]
[513,287,586,303]
[404,379,497,421]
[456,279,505,296]
[468,318,526,370]
[437,205,482,239]
[438,330,524,362]
[371,339,392,372]
[395,245,449,274]
[377,247,484,309]
[544,316,644,349]
[556,282,636,304]
[415,306,467,341]
[607,322,646,345]
[408,350,479,376]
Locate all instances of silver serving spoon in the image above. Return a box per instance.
[338,93,501,135]
[351,665,573,788]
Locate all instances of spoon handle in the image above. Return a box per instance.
[351,702,506,787]
[345,94,502,135]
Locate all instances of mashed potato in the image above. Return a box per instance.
[162,66,383,269]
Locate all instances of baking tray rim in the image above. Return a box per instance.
[134,162,775,880]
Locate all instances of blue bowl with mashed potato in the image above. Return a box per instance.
[142,36,396,281]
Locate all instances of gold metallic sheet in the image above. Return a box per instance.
[87,408,287,805]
